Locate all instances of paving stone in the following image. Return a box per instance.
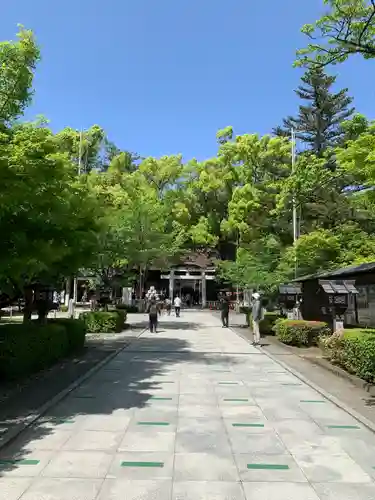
[118,430,175,452]
[272,419,324,438]
[4,429,73,452]
[172,481,246,500]
[62,430,124,452]
[235,454,307,482]
[0,451,54,477]
[312,482,375,499]
[18,477,102,500]
[175,431,232,454]
[97,478,172,500]
[178,405,222,419]
[229,431,287,454]
[78,415,131,432]
[174,453,240,481]
[0,477,33,500]
[41,450,113,478]
[242,482,320,499]
[294,452,372,483]
[108,452,174,479]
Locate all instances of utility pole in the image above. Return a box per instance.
[72,130,83,314]
[292,128,298,278]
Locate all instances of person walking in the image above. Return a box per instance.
[174,295,181,317]
[165,297,172,315]
[147,298,159,333]
[251,292,262,345]
[220,293,230,328]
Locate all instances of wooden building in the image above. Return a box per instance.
[294,262,375,327]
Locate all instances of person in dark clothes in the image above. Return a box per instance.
[221,294,230,328]
[147,298,159,333]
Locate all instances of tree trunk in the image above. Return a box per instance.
[23,286,33,323]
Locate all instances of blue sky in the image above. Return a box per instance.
[2,0,374,160]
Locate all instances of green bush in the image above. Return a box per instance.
[260,312,281,335]
[0,323,68,380]
[79,310,126,333]
[48,318,87,353]
[273,319,331,347]
[247,311,282,334]
[321,329,375,383]
[60,305,68,313]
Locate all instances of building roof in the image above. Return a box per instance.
[293,261,375,283]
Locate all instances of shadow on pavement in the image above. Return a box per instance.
[0,334,238,476]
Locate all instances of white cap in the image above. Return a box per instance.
[252,292,260,300]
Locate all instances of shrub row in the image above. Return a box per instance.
[320,329,375,383]
[79,310,127,333]
[116,304,138,313]
[0,318,87,381]
[273,319,331,347]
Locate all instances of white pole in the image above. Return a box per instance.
[78,130,83,175]
[73,130,83,303]
[292,128,297,243]
[292,129,298,279]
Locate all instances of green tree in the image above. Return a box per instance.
[274,66,354,155]
[296,0,375,67]
[0,26,40,123]
[0,123,100,320]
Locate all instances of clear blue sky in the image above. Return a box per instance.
[1,0,374,160]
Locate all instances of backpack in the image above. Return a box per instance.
[149,303,158,315]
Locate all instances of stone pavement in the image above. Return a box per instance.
[1,311,375,499]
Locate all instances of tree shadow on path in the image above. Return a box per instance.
[0,333,239,476]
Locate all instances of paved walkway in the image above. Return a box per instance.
[1,312,375,499]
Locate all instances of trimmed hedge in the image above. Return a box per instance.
[0,322,68,380]
[246,310,282,335]
[320,329,375,383]
[273,319,331,347]
[48,318,87,353]
[116,304,138,313]
[79,310,127,333]
[0,318,89,381]
[260,312,281,335]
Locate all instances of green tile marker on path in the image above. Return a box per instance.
[0,459,40,466]
[247,463,289,470]
[232,423,264,428]
[121,461,164,468]
[137,422,170,426]
[300,400,326,403]
[327,425,361,429]
[224,398,248,402]
[150,397,173,401]
[219,382,239,385]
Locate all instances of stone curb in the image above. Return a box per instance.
[230,325,375,434]
[262,335,375,396]
[0,327,147,451]
[259,346,375,435]
[305,356,375,396]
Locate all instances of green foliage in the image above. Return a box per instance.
[274,319,331,346]
[0,322,68,380]
[116,304,138,313]
[274,66,354,154]
[80,311,126,333]
[321,329,375,382]
[259,312,281,335]
[0,26,40,123]
[296,0,375,68]
[48,318,87,353]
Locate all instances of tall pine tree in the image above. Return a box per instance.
[274,66,354,155]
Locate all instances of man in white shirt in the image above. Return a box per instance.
[174,296,181,317]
